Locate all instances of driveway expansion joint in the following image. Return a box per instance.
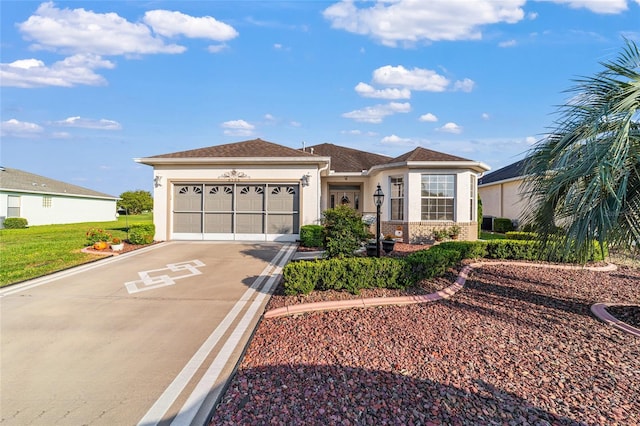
[264,261,621,319]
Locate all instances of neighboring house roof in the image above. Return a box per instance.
[304,143,391,173]
[478,158,527,186]
[146,138,318,159]
[0,167,117,199]
[388,147,472,163]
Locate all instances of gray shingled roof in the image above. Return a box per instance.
[0,167,117,199]
[148,138,319,159]
[478,159,527,185]
[304,143,391,172]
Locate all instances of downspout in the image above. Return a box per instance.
[317,162,330,222]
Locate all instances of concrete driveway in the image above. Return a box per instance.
[0,241,296,426]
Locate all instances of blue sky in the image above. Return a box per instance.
[2,1,639,197]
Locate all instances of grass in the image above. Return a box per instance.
[479,231,507,240]
[0,213,153,287]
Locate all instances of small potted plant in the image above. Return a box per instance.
[432,228,449,242]
[448,225,461,240]
[110,237,124,251]
[382,235,396,254]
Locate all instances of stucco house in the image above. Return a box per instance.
[0,167,119,227]
[477,159,527,228]
[135,139,490,243]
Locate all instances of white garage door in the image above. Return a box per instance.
[172,183,300,241]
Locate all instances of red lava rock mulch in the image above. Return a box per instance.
[212,262,640,425]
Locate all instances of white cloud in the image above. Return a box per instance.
[290,121,302,127]
[437,122,463,134]
[548,0,630,14]
[498,39,517,47]
[453,78,475,92]
[1,118,44,137]
[0,54,113,88]
[342,102,411,123]
[482,112,490,120]
[381,134,413,145]
[221,119,255,136]
[355,82,411,99]
[143,10,238,40]
[525,136,537,145]
[419,113,438,122]
[372,65,449,92]
[264,114,276,121]
[18,2,185,56]
[208,44,229,53]
[52,116,122,130]
[323,0,525,47]
[527,12,539,20]
[342,129,362,135]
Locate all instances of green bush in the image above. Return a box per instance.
[477,197,483,235]
[322,205,369,258]
[128,224,155,245]
[506,231,538,240]
[493,218,514,233]
[3,217,28,229]
[283,257,411,295]
[437,241,488,259]
[300,225,324,248]
[282,237,607,296]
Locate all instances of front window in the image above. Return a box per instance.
[7,195,20,217]
[43,196,52,208]
[421,175,455,221]
[390,177,404,221]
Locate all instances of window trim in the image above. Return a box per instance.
[389,176,404,221]
[420,174,455,221]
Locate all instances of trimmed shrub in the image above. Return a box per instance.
[300,224,324,248]
[493,218,515,233]
[437,241,488,259]
[128,224,155,245]
[322,205,368,258]
[3,217,28,229]
[477,197,483,235]
[505,231,537,240]
[283,257,411,295]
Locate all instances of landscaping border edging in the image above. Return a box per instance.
[264,261,618,319]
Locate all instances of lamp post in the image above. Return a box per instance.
[373,183,384,257]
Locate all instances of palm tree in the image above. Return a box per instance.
[522,39,640,262]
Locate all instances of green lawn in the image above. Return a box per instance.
[479,231,507,240]
[0,213,153,287]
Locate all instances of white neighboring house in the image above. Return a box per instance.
[477,159,528,227]
[136,139,490,243]
[0,167,119,227]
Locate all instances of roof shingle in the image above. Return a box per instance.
[148,138,318,159]
[388,147,471,163]
[478,159,527,185]
[304,143,391,173]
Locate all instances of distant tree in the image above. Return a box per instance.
[522,39,640,262]
[118,190,153,215]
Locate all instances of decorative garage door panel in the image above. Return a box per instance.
[172,183,299,241]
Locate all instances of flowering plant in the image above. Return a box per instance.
[86,228,112,246]
[111,237,122,245]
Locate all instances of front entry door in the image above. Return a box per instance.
[329,186,361,212]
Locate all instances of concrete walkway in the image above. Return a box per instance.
[1,241,296,426]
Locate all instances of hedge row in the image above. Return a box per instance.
[3,217,28,229]
[300,224,324,248]
[128,224,155,245]
[283,239,606,295]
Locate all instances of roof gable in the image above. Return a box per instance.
[0,167,117,199]
[149,138,318,159]
[304,143,391,173]
[389,147,471,163]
